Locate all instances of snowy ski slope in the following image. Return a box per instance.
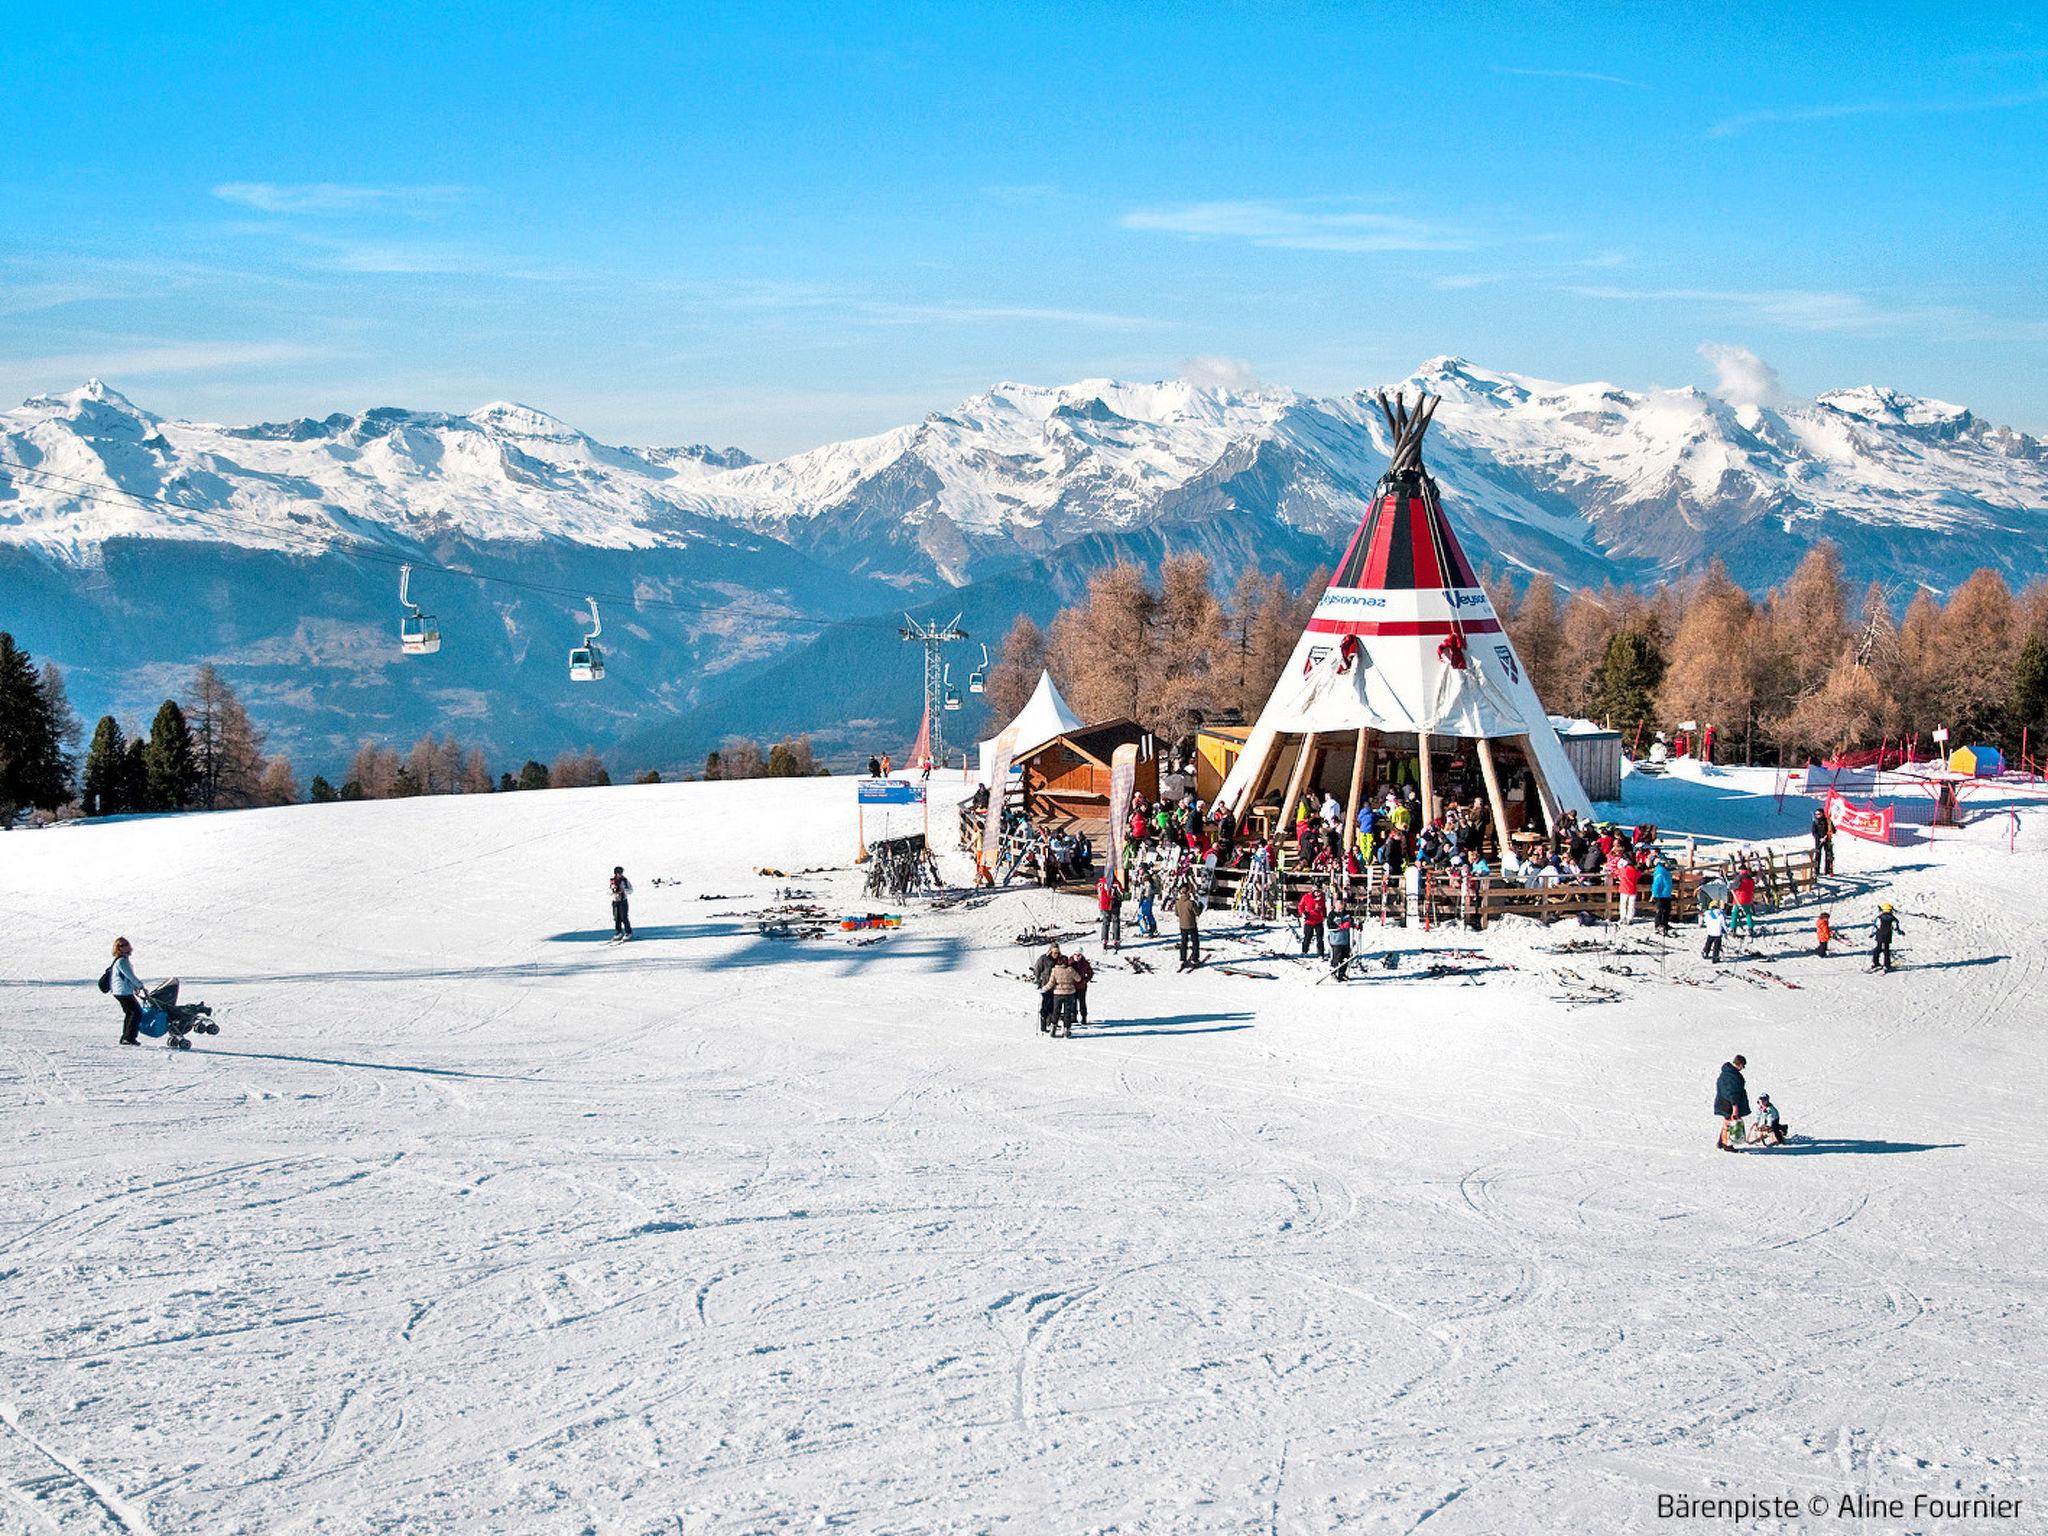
[0,768,2041,1532]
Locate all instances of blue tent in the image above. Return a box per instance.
[1948,744,2005,777]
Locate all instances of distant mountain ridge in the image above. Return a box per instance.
[4,360,2044,770]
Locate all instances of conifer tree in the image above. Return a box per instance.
[83,716,128,816]
[40,661,82,791]
[0,632,71,816]
[122,737,150,811]
[309,775,339,803]
[2012,635,2048,761]
[143,699,198,811]
[1592,628,1665,744]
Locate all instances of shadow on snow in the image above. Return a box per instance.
[1764,1137,1965,1157]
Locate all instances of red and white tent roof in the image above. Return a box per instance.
[1219,392,1594,819]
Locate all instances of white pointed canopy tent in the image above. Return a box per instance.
[978,670,1084,779]
[1216,391,1594,854]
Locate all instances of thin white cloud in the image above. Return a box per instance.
[1,341,325,379]
[1495,65,1648,89]
[212,181,470,215]
[1180,355,1261,390]
[0,280,113,316]
[1709,82,2048,137]
[316,243,488,275]
[854,301,1169,331]
[1699,343,1791,409]
[1121,199,1469,253]
[1570,284,1964,335]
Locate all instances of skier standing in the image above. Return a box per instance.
[1731,869,1758,946]
[1811,807,1835,876]
[1032,943,1063,1033]
[609,866,634,941]
[1701,903,1727,964]
[1048,954,1081,1038]
[1069,948,1094,1028]
[1871,903,1903,973]
[1096,870,1124,951]
[1616,857,1641,927]
[106,936,143,1046]
[1713,1054,1750,1152]
[1175,887,1202,970]
[1134,867,1159,938]
[1296,885,1328,958]
[1650,858,1675,936]
[1327,896,1354,980]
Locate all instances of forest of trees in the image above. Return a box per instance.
[7,547,2047,824]
[982,545,2048,767]
[0,634,660,822]
[702,734,828,781]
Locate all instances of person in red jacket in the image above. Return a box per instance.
[1731,868,1758,944]
[1616,857,1641,926]
[1096,870,1124,951]
[1297,885,1327,957]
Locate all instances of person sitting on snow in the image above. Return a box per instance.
[1752,1094,1789,1145]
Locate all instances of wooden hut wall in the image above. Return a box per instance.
[1560,731,1622,803]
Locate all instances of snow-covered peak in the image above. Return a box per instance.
[18,378,160,435]
[1816,386,1970,431]
[466,400,582,440]
[4,361,2044,595]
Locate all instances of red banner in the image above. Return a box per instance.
[1827,789,1894,844]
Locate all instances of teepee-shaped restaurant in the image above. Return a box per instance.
[1217,391,1595,854]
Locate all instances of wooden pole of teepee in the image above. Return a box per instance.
[1519,734,1559,836]
[1279,731,1321,845]
[1344,726,1370,862]
[1235,730,1286,818]
[1475,737,1515,865]
[1416,730,1435,829]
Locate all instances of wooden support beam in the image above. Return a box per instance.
[1343,726,1370,861]
[1416,731,1435,830]
[1475,737,1516,867]
[1279,731,1321,840]
[1521,735,1559,836]
[1234,729,1286,817]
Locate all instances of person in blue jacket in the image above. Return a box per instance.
[1713,1054,1750,1152]
[1650,859,1676,936]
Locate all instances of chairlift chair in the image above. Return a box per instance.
[968,643,988,694]
[569,596,606,682]
[398,564,441,655]
[942,664,961,711]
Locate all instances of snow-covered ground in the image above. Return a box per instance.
[1,766,2042,1533]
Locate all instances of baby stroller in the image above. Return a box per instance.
[135,980,218,1051]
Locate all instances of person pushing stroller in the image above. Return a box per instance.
[101,937,217,1051]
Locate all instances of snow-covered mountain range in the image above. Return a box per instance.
[4,359,2044,769]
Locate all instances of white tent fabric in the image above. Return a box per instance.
[978,670,1083,779]
[1217,582,1596,820]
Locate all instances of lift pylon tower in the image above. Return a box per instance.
[899,612,968,768]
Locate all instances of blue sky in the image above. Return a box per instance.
[2,2,2044,455]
